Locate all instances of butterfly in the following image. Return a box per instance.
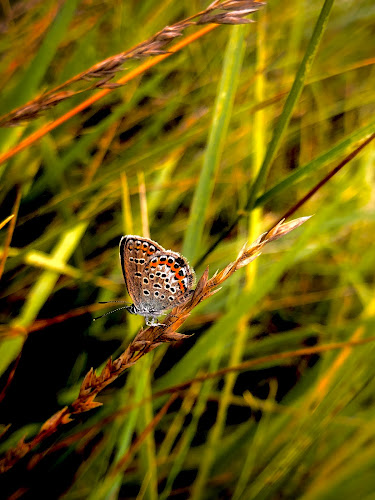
[119,235,195,325]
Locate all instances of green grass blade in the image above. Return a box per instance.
[0,0,79,152]
[183,25,247,262]
[0,222,87,376]
[255,117,375,208]
[247,0,335,212]
[1,1,79,114]
[191,15,268,496]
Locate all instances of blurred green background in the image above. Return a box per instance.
[1,0,375,498]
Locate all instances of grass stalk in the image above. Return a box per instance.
[183,25,247,262]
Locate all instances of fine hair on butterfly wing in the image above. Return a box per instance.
[119,235,195,325]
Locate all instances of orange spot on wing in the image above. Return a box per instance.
[178,280,185,291]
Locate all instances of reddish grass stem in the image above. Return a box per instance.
[0,216,307,474]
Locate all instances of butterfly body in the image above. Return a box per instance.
[119,235,195,325]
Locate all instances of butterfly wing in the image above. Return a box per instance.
[143,250,195,312]
[119,235,165,307]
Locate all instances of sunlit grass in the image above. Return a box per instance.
[1,0,375,498]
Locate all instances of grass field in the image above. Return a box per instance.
[1,1,375,498]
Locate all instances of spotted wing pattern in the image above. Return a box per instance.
[119,235,195,318]
[143,250,195,310]
[120,235,164,308]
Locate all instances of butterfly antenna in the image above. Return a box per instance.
[93,306,129,321]
[98,300,130,304]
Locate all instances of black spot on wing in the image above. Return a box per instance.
[175,256,185,267]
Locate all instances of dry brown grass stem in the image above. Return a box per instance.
[21,331,375,472]
[0,1,264,128]
[0,24,216,167]
[278,132,375,223]
[0,303,115,340]
[0,215,307,474]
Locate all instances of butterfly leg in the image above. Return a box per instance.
[146,316,165,327]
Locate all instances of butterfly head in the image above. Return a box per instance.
[126,303,138,315]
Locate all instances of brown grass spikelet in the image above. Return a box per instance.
[0,1,265,127]
[0,216,308,474]
[40,407,72,433]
